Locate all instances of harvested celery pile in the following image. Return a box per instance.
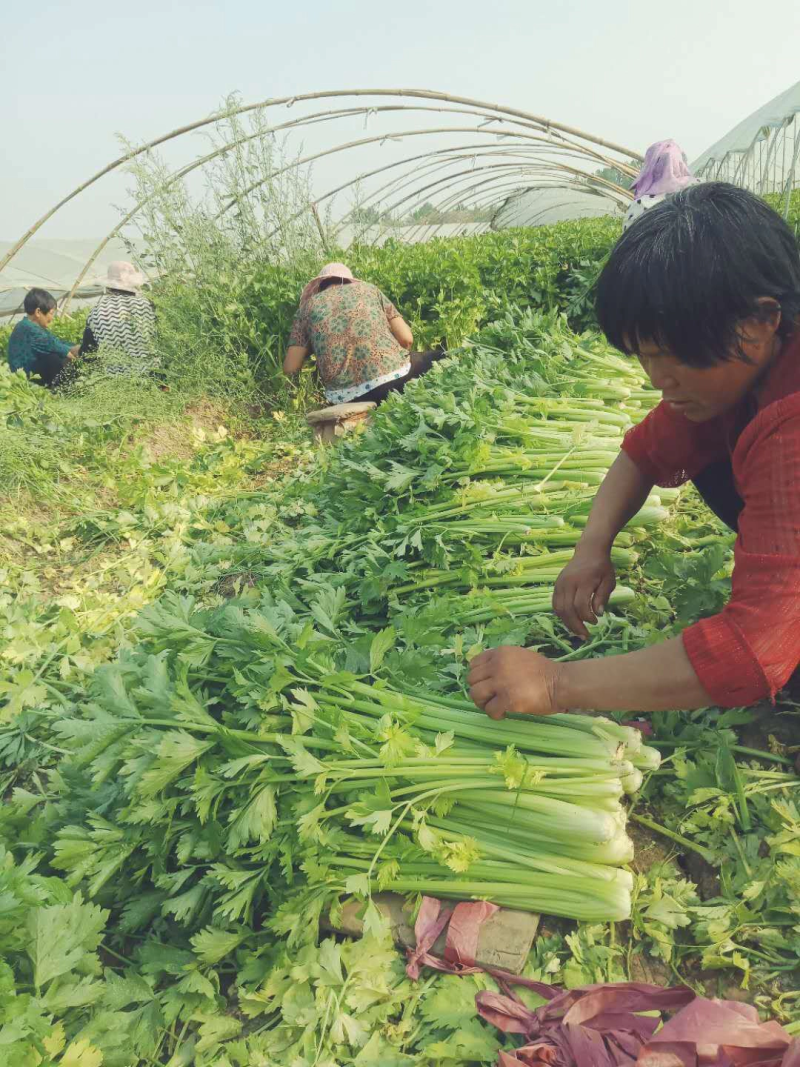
[5,310,668,937]
[5,306,796,1064]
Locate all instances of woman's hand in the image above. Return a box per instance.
[550,452,653,639]
[552,543,616,640]
[467,647,562,720]
[283,345,310,377]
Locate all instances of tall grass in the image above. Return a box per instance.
[120,95,627,406]
[125,99,332,406]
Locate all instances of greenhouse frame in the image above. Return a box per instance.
[0,89,640,315]
[6,82,800,317]
[692,78,800,211]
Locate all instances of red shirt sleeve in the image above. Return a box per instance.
[682,397,800,706]
[621,401,729,488]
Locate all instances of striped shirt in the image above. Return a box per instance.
[83,292,158,374]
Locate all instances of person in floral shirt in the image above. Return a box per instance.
[283,263,444,404]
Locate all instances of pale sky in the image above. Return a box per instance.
[3,0,800,241]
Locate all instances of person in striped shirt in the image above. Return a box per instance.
[79,262,158,376]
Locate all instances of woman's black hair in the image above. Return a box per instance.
[317,277,352,293]
[596,182,800,367]
[23,288,57,315]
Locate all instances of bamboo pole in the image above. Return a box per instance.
[215,125,625,219]
[402,172,607,243]
[339,142,627,231]
[324,142,617,244]
[260,147,631,248]
[3,87,641,275]
[305,153,628,246]
[338,148,546,242]
[310,202,331,255]
[64,122,632,308]
[369,161,622,236]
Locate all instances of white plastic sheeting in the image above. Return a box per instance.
[692,79,800,196]
[492,186,623,229]
[0,238,142,317]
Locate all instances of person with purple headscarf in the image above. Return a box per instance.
[622,140,699,232]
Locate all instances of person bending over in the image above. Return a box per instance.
[469,183,800,719]
[283,262,445,404]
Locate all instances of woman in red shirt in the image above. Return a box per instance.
[468,183,800,718]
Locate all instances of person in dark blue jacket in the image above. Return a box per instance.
[7,289,80,387]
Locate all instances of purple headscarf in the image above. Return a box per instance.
[630,140,696,198]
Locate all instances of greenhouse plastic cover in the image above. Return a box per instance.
[492,186,623,229]
[692,78,800,171]
[0,237,142,317]
[0,186,619,317]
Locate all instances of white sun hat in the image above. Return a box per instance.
[105,261,146,293]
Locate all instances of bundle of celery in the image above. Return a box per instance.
[389,546,639,598]
[275,675,661,923]
[298,326,674,619]
[17,309,676,985]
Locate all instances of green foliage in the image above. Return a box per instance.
[3,232,800,1061]
[633,723,800,1006]
[764,187,800,236]
[595,163,636,191]
[0,360,180,500]
[138,217,621,405]
[123,100,331,407]
[645,539,733,631]
[0,844,126,1066]
[0,306,660,1061]
[0,395,312,754]
[255,218,620,361]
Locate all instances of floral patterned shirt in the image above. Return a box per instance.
[288,281,410,401]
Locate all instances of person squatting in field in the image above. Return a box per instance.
[283,262,446,404]
[7,288,80,386]
[469,183,800,718]
[78,261,159,377]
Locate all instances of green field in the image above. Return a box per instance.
[0,220,798,1066]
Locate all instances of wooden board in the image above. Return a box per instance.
[306,402,377,423]
[323,892,540,975]
[306,402,377,444]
